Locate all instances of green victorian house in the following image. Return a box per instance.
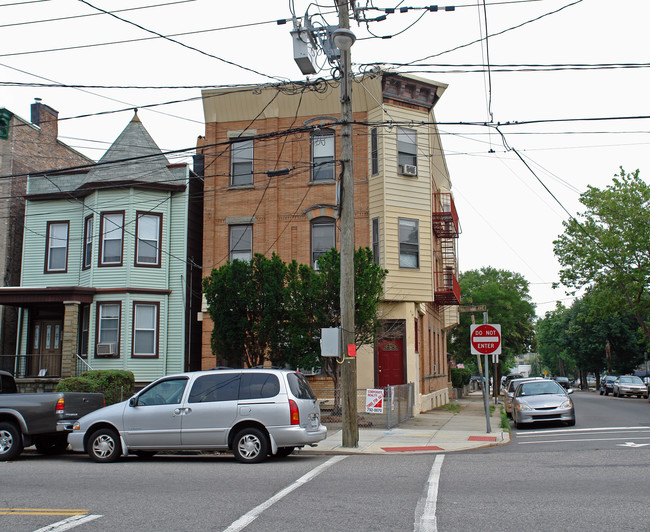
[0,112,203,387]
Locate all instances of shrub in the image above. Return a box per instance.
[57,370,135,405]
[450,367,472,389]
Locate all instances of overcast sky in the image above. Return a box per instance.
[2,0,649,317]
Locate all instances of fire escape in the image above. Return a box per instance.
[432,192,461,305]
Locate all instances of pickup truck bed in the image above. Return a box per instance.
[0,370,104,460]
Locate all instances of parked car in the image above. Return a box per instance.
[504,377,544,417]
[612,376,648,398]
[554,376,570,389]
[512,379,575,429]
[69,368,327,464]
[599,375,617,395]
[0,370,104,461]
[502,373,524,391]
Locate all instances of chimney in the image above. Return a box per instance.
[31,98,59,139]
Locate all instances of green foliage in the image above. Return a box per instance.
[536,290,647,376]
[554,168,650,344]
[56,370,134,405]
[447,267,536,367]
[202,248,387,372]
[450,367,472,388]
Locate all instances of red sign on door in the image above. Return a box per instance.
[470,324,501,355]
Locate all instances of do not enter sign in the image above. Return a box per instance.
[470,324,501,355]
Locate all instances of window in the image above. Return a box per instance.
[311,130,335,181]
[96,302,120,357]
[133,302,159,357]
[45,221,68,272]
[311,217,335,269]
[79,305,90,358]
[399,218,419,268]
[371,127,379,175]
[138,378,188,406]
[229,224,252,262]
[83,215,93,269]
[397,127,417,169]
[230,138,253,186]
[100,212,124,266]
[136,212,161,266]
[239,373,280,399]
[372,218,380,265]
[188,373,240,403]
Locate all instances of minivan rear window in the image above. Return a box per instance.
[188,373,240,403]
[239,373,280,399]
[287,372,316,400]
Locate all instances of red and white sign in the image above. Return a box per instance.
[365,389,384,413]
[470,324,501,355]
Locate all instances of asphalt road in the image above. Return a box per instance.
[2,390,648,532]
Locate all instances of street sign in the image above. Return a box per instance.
[458,305,487,313]
[470,324,501,355]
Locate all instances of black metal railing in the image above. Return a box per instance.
[0,354,63,378]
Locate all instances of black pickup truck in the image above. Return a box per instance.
[0,370,104,460]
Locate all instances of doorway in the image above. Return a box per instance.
[377,337,405,387]
[30,320,63,376]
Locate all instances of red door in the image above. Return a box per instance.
[377,338,405,387]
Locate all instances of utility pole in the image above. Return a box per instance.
[336,0,358,448]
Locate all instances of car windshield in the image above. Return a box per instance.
[620,376,643,384]
[517,381,565,396]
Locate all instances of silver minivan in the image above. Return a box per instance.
[68,369,327,463]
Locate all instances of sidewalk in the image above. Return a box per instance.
[299,391,509,455]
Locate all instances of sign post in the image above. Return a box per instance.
[470,323,502,433]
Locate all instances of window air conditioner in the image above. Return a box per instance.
[96,343,116,356]
[399,164,417,176]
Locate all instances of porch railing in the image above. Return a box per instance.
[0,353,63,378]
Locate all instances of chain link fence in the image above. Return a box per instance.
[312,380,414,430]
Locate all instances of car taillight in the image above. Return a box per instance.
[289,399,300,425]
[55,398,65,412]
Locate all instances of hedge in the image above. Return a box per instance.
[450,367,472,389]
[56,370,135,405]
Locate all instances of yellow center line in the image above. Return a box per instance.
[0,508,90,515]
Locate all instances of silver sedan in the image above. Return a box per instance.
[512,379,575,429]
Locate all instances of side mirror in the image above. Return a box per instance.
[129,396,138,407]
[567,388,574,394]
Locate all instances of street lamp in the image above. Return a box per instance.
[332,27,356,51]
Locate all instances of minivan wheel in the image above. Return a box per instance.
[88,428,121,463]
[233,428,268,464]
[0,422,23,461]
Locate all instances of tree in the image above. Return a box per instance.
[203,253,288,368]
[554,168,650,344]
[448,267,536,370]
[202,248,387,377]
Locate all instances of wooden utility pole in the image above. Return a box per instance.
[337,0,358,448]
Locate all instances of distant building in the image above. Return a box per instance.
[0,100,92,371]
[200,71,461,412]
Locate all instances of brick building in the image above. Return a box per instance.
[200,72,461,412]
[0,100,92,369]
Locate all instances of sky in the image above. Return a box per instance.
[2,0,649,318]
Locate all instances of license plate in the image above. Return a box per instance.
[310,414,319,429]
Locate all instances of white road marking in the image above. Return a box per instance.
[617,442,650,448]
[223,456,347,532]
[518,436,650,445]
[414,454,445,532]
[32,514,102,532]
[515,426,649,436]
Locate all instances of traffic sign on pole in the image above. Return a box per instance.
[470,324,501,355]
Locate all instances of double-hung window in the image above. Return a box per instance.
[136,212,161,266]
[230,138,254,186]
[311,130,335,181]
[372,218,380,265]
[397,127,417,171]
[83,215,93,269]
[311,218,335,270]
[96,302,120,357]
[100,212,124,266]
[229,224,252,262]
[45,221,68,273]
[399,218,419,268]
[371,127,379,175]
[133,302,158,357]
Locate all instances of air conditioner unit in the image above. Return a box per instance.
[96,343,116,356]
[399,164,417,176]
